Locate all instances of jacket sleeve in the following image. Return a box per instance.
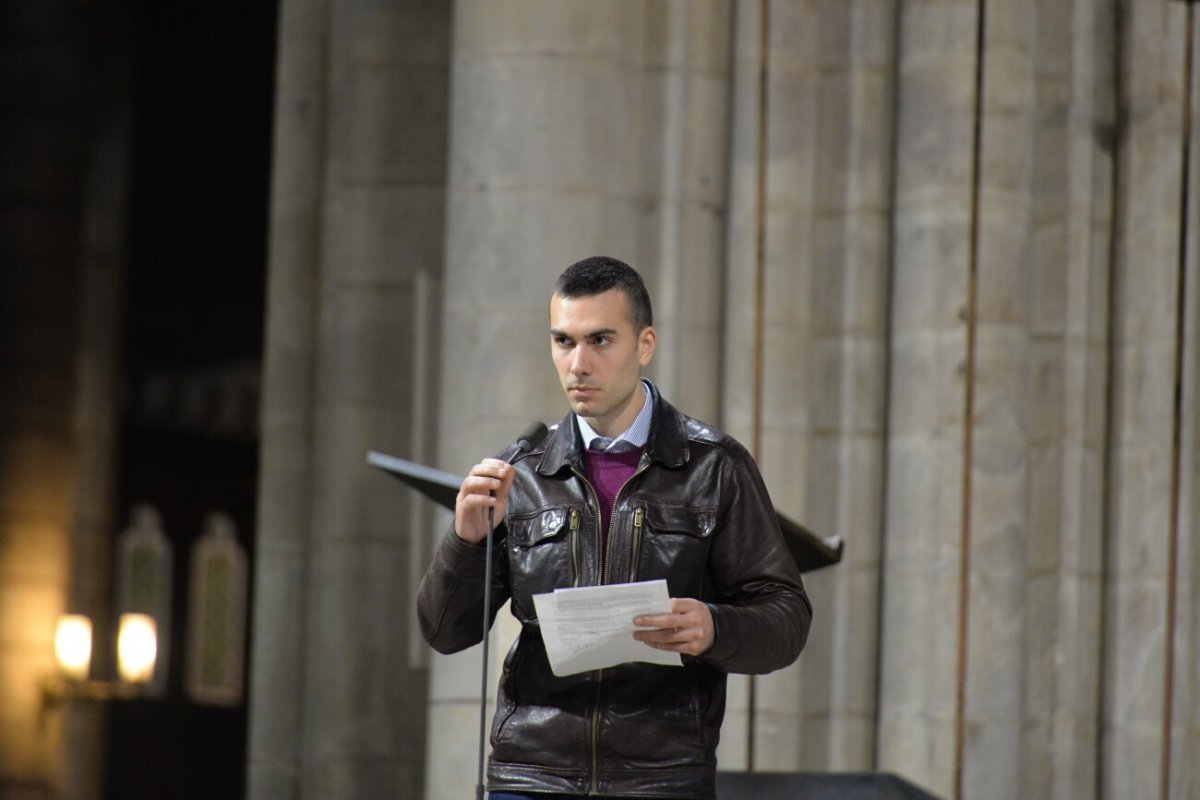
[416,524,512,655]
[699,445,812,675]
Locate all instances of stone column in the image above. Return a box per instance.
[1171,13,1200,793]
[640,1,733,421]
[722,0,896,774]
[1021,1,1115,797]
[427,1,733,796]
[878,0,980,795]
[718,0,765,764]
[957,0,1038,795]
[246,2,328,795]
[1103,2,1190,799]
[799,0,895,772]
[721,0,823,771]
[247,1,452,798]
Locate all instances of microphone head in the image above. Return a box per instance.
[515,421,549,453]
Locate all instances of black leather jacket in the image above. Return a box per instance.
[417,383,811,799]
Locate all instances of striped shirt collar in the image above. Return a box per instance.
[576,380,653,452]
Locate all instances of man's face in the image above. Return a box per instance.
[549,288,656,438]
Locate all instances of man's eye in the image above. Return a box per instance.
[593,337,610,346]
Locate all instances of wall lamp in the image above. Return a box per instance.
[43,612,158,707]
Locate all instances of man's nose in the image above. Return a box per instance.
[570,347,590,375]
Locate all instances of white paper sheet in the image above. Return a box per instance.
[532,579,683,677]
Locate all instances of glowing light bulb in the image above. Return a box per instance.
[117,614,157,684]
[54,615,92,681]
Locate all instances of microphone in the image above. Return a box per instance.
[510,421,549,462]
[476,421,548,800]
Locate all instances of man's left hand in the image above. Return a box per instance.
[632,598,714,657]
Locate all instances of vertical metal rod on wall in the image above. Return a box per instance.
[953,0,988,797]
[748,0,772,772]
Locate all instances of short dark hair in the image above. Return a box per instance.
[553,256,653,332]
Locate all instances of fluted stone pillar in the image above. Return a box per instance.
[639,1,733,423]
[878,1,980,795]
[426,1,734,796]
[742,0,817,769]
[798,0,894,772]
[721,0,821,771]
[246,4,325,796]
[718,1,765,765]
[721,0,896,774]
[1021,1,1114,796]
[1103,2,1190,798]
[247,1,451,798]
[957,0,1038,795]
[878,2,1199,798]
[1172,15,1200,793]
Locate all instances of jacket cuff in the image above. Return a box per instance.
[702,602,737,666]
[443,523,507,566]
[442,526,488,566]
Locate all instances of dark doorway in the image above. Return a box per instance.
[108,0,278,798]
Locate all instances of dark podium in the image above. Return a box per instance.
[366,450,844,574]
[716,771,943,800]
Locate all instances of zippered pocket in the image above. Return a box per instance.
[627,506,645,583]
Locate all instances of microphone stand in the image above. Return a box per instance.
[476,496,497,800]
[475,422,547,800]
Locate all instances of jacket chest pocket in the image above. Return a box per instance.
[637,505,717,592]
[507,506,580,599]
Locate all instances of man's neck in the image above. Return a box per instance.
[578,380,652,445]
[591,397,644,439]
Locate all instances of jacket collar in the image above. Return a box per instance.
[537,379,689,475]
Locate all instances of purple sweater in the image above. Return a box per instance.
[582,446,643,555]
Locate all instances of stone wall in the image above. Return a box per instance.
[251,1,1200,799]
[245,1,452,798]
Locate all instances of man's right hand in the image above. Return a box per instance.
[453,458,516,544]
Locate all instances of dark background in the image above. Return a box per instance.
[107,2,277,798]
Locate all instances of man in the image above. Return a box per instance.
[417,256,811,800]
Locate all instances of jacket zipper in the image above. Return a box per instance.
[569,508,581,587]
[571,460,650,794]
[570,469,605,584]
[628,506,644,583]
[599,464,650,585]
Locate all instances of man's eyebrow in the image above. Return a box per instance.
[549,327,619,340]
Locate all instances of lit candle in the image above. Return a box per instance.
[54,615,93,682]
[117,614,157,684]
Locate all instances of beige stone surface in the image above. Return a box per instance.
[244,1,1200,798]
[958,0,1036,794]
[1171,34,1200,794]
[248,1,450,798]
[1101,2,1188,797]
[879,2,978,795]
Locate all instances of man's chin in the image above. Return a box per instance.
[567,398,607,421]
[565,389,598,409]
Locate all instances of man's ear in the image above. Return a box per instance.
[638,326,657,367]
